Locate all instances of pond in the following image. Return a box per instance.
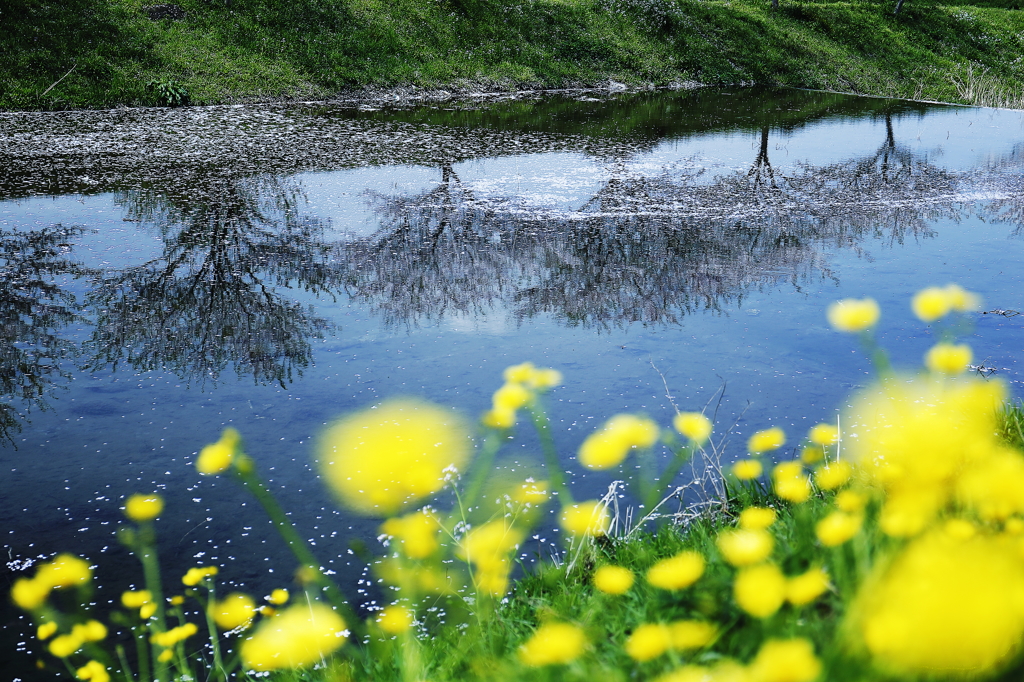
[3,87,1024,677]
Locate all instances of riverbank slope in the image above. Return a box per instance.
[2,0,1023,111]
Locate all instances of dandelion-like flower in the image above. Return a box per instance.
[912,286,952,322]
[240,602,347,670]
[815,511,862,547]
[317,398,472,516]
[196,427,240,475]
[559,500,611,537]
[717,528,774,567]
[827,298,880,332]
[924,342,972,375]
[749,638,822,682]
[738,506,777,530]
[75,660,110,682]
[593,565,634,595]
[377,605,414,634]
[518,622,587,666]
[578,414,659,469]
[182,566,218,586]
[673,412,713,444]
[626,623,673,662]
[748,427,786,454]
[213,592,256,630]
[124,494,163,522]
[646,551,705,591]
[380,509,441,559]
[732,459,763,480]
[734,563,786,618]
[786,568,830,607]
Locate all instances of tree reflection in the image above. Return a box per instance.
[88,177,341,387]
[343,121,978,329]
[0,225,88,442]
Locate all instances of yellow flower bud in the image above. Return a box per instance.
[196,427,241,475]
[213,592,256,630]
[559,500,610,537]
[673,412,712,444]
[749,638,822,682]
[71,620,107,642]
[737,506,777,530]
[267,588,289,606]
[482,407,516,429]
[912,286,952,322]
[827,297,880,332]
[75,660,110,682]
[140,602,157,620]
[592,565,634,595]
[816,512,863,547]
[748,427,786,453]
[518,622,587,667]
[734,563,786,618]
[669,620,717,650]
[240,602,348,671]
[37,621,58,640]
[578,414,659,469]
[124,494,163,522]
[646,551,705,591]
[717,528,774,567]
[625,623,672,662]
[121,589,152,608]
[786,567,830,606]
[11,577,50,610]
[377,605,414,634]
[182,566,218,587]
[492,382,531,411]
[925,343,972,375]
[835,490,868,513]
[732,459,763,480]
[944,283,981,312]
[814,460,852,490]
[49,633,83,658]
[37,554,92,589]
[808,423,839,445]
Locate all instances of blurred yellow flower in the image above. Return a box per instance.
[492,382,531,412]
[11,577,50,610]
[317,398,472,516]
[878,486,943,538]
[815,512,862,547]
[626,623,672,662]
[593,565,634,595]
[668,620,717,650]
[49,633,83,658]
[734,564,786,618]
[75,660,109,682]
[943,283,981,312]
[578,414,659,469]
[807,423,838,445]
[36,554,92,589]
[213,592,256,630]
[912,286,951,322]
[380,509,441,559]
[772,461,811,503]
[121,589,152,608]
[813,461,851,491]
[37,621,58,640]
[240,602,347,670]
[957,446,1024,521]
[518,622,587,666]
[458,519,524,572]
[377,605,414,634]
[196,427,240,475]
[732,459,763,480]
[482,407,516,429]
[560,500,610,537]
[834,490,868,513]
[717,528,774,567]
[800,445,824,465]
[267,588,289,606]
[673,412,713,444]
[646,551,705,591]
[71,620,107,642]
[503,362,562,389]
[924,343,972,375]
[849,529,1024,675]
[749,638,822,682]
[738,506,777,530]
[124,494,163,522]
[786,568,830,607]
[748,427,785,454]
[827,297,880,332]
[182,566,218,586]
[151,622,197,648]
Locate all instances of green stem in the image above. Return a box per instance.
[116,644,134,682]
[859,331,892,378]
[461,429,504,515]
[201,586,227,681]
[527,401,573,505]
[232,465,364,638]
[648,443,696,511]
[136,523,168,682]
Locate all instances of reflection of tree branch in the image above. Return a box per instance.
[88,177,343,387]
[0,225,89,443]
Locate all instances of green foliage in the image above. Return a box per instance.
[1,0,1024,109]
[146,78,189,106]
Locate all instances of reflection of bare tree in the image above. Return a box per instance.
[0,225,88,442]
[340,130,981,329]
[87,177,341,387]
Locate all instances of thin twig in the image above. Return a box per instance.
[41,64,77,97]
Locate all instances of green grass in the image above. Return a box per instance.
[2,0,1024,109]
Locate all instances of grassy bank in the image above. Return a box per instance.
[2,0,1024,110]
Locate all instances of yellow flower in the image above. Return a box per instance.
[182,566,218,586]
[717,528,774,567]
[560,500,610,537]
[772,461,810,504]
[49,633,83,658]
[457,519,525,573]
[474,568,510,596]
[482,407,516,429]
[493,382,531,412]
[518,622,587,666]
[37,554,92,589]
[827,297,880,332]
[169,595,185,606]
[815,512,862,547]
[593,565,634,595]
[37,621,58,640]
[669,620,717,650]
[849,529,1024,675]
[213,592,256,630]
[318,399,472,516]
[625,623,672,662]
[749,638,822,682]
[957,447,1024,521]
[732,459,763,480]
[140,602,157,620]
[813,461,851,491]
[646,551,705,591]
[807,423,838,446]
[71,620,107,642]
[380,509,441,559]
[655,661,747,682]
[943,283,981,312]
[124,494,164,522]
[912,286,951,322]
[924,343,972,375]
[800,445,824,465]
[377,605,414,634]
[196,427,240,475]
[75,660,110,682]
[748,427,785,454]
[734,564,786,618]
[151,622,198,648]
[738,506,777,530]
[122,588,150,607]
[240,602,347,671]
[786,568,830,607]
[578,414,659,469]
[834,490,868,513]
[503,362,562,389]
[673,412,713,444]
[878,486,943,537]
[11,577,50,610]
[267,589,289,606]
